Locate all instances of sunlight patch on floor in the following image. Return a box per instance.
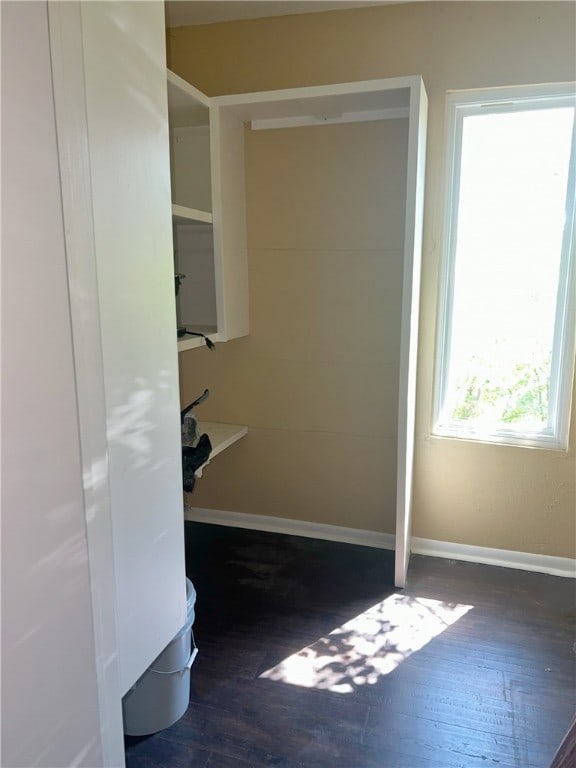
[260,594,473,693]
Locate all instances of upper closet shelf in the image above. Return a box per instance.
[211,78,414,130]
[172,203,212,225]
[167,69,210,127]
[177,327,220,353]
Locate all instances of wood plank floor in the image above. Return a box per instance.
[124,522,575,768]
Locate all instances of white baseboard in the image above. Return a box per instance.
[184,506,395,550]
[184,506,576,579]
[411,537,576,579]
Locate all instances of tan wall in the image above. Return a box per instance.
[180,119,408,532]
[169,1,576,558]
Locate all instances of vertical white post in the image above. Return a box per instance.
[395,80,428,588]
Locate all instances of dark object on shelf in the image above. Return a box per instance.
[174,273,186,295]
[182,434,212,493]
[181,389,210,424]
[174,272,214,349]
[181,389,212,493]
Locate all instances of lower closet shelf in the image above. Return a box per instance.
[188,421,248,481]
[199,421,248,459]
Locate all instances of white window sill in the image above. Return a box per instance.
[432,425,567,452]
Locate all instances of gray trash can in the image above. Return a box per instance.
[122,578,198,735]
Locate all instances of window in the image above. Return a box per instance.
[434,84,576,449]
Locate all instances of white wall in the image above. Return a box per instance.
[1,2,104,765]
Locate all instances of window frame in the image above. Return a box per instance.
[433,83,576,451]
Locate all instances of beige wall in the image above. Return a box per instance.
[169,1,576,558]
[180,118,408,533]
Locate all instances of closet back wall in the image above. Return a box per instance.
[180,119,408,530]
[170,1,576,557]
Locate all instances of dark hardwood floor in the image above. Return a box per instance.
[124,522,576,768]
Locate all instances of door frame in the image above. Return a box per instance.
[48,2,125,763]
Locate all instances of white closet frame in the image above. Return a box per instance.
[186,76,428,587]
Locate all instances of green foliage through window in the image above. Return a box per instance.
[451,357,551,427]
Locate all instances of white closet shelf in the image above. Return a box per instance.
[167,69,210,127]
[185,421,248,486]
[199,421,248,460]
[172,204,212,225]
[177,326,220,352]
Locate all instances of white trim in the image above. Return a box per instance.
[433,82,576,451]
[212,77,415,128]
[184,508,576,579]
[551,110,576,448]
[47,2,124,765]
[394,78,428,589]
[172,204,213,224]
[251,107,409,131]
[184,507,395,550]
[167,68,210,108]
[166,69,210,112]
[445,81,576,108]
[211,76,417,108]
[411,537,576,579]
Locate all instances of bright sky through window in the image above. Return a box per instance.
[435,87,576,449]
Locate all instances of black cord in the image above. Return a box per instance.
[182,330,215,350]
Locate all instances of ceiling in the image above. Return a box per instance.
[164,1,402,27]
